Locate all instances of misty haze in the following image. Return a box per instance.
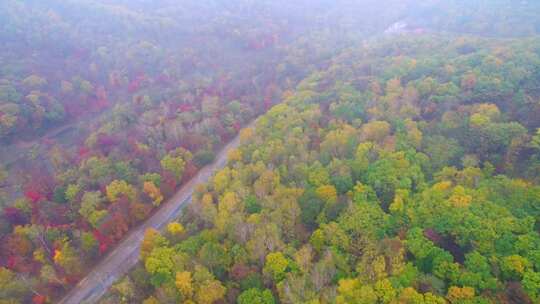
[1,1,540,303]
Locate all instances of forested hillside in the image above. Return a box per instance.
[102,36,540,303]
[1,1,540,303]
[0,1,413,302]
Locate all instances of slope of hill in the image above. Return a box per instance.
[1,1,540,303]
[103,35,540,303]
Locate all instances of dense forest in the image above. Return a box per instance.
[1,1,540,304]
[98,35,540,304]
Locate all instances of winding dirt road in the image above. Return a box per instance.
[59,121,255,304]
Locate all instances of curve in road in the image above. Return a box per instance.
[59,121,256,304]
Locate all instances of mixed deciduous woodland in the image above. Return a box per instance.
[100,35,540,304]
[1,1,540,303]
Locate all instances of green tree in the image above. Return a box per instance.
[194,278,226,304]
[144,247,175,287]
[65,184,80,202]
[336,278,377,304]
[161,154,185,180]
[106,180,136,202]
[263,252,289,282]
[237,288,275,304]
[198,242,231,274]
[523,271,540,300]
[500,255,530,280]
[79,191,107,228]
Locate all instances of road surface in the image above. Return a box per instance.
[59,121,255,304]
